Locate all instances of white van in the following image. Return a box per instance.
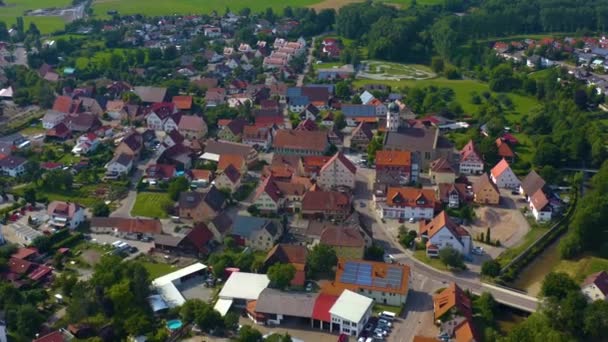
[380,311,396,321]
[111,240,123,248]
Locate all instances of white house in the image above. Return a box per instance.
[316,152,356,190]
[459,140,484,175]
[146,112,166,131]
[41,110,66,129]
[490,158,520,189]
[377,187,436,220]
[163,113,181,133]
[329,289,373,336]
[581,271,608,302]
[47,201,86,230]
[253,177,284,213]
[0,156,27,177]
[420,211,472,257]
[105,153,133,178]
[529,189,552,222]
[72,133,100,155]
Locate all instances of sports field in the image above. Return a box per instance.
[0,0,70,34]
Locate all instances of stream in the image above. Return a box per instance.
[510,239,562,297]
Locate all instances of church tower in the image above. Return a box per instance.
[386,102,400,132]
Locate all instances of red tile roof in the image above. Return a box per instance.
[530,189,549,211]
[172,95,193,110]
[301,190,349,212]
[273,129,328,153]
[420,211,470,239]
[8,257,32,274]
[255,176,282,203]
[490,158,512,179]
[320,152,357,175]
[376,150,411,167]
[312,294,339,322]
[496,138,515,158]
[433,282,472,320]
[52,96,73,113]
[33,331,65,342]
[320,226,365,248]
[386,187,435,208]
[460,140,482,163]
[11,247,38,260]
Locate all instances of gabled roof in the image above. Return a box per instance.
[178,115,206,132]
[496,138,515,158]
[296,118,319,131]
[211,212,233,234]
[134,86,167,103]
[352,122,374,141]
[490,159,512,179]
[420,211,470,240]
[33,331,65,342]
[52,96,73,113]
[386,187,435,208]
[320,226,365,248]
[530,189,549,211]
[111,153,133,167]
[460,140,482,163]
[224,118,248,135]
[264,244,308,265]
[255,176,282,203]
[218,154,245,172]
[90,217,162,234]
[301,190,349,212]
[232,215,278,239]
[433,282,472,320]
[430,157,455,174]
[471,173,499,196]
[172,95,193,110]
[582,271,608,296]
[221,164,241,183]
[47,201,83,218]
[454,319,480,342]
[341,104,376,117]
[320,152,357,175]
[186,223,214,252]
[273,129,328,153]
[376,150,411,167]
[520,170,546,196]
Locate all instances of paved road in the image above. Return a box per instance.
[353,169,539,314]
[297,36,316,87]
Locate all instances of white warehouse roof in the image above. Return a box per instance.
[329,289,373,323]
[219,272,270,301]
[151,262,207,308]
[152,262,207,286]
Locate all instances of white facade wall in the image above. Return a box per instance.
[459,160,484,175]
[147,114,164,131]
[427,227,471,256]
[531,204,552,222]
[582,284,607,302]
[106,161,132,175]
[317,159,356,190]
[254,193,280,212]
[330,308,371,337]
[379,205,434,220]
[491,168,520,189]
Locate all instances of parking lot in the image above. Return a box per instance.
[88,233,154,258]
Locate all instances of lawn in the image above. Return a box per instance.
[92,0,321,18]
[313,61,343,71]
[372,303,401,315]
[131,192,172,219]
[495,225,550,267]
[413,250,449,271]
[141,261,178,279]
[13,185,101,207]
[359,60,436,81]
[553,255,608,282]
[0,0,70,34]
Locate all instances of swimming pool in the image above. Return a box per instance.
[166,319,183,331]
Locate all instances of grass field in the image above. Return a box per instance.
[141,261,177,279]
[553,255,608,282]
[0,0,70,34]
[413,250,449,271]
[131,192,172,218]
[13,184,101,207]
[495,225,550,267]
[359,60,436,81]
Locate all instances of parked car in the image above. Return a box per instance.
[511,190,520,195]
[378,319,392,327]
[472,246,484,255]
[364,323,374,332]
[373,328,388,337]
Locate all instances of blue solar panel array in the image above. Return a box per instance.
[340,261,403,289]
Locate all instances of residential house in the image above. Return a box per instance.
[208,212,233,242]
[326,259,411,307]
[178,115,207,139]
[263,244,308,286]
[420,211,472,257]
[490,159,520,189]
[377,187,435,220]
[429,157,457,185]
[437,183,469,209]
[301,190,351,220]
[341,105,377,126]
[154,224,214,256]
[218,118,248,142]
[172,95,193,111]
[253,176,285,213]
[189,169,213,188]
[432,283,479,342]
[217,154,246,174]
[529,189,552,222]
[115,132,143,158]
[146,102,177,131]
[273,129,329,156]
[105,153,133,177]
[459,140,484,175]
[299,104,320,121]
[581,271,608,302]
[214,164,242,193]
[0,156,27,177]
[203,140,258,167]
[47,201,86,230]
[472,173,500,205]
[63,112,102,132]
[178,186,226,222]
[320,226,365,259]
[72,133,99,155]
[243,125,273,149]
[519,170,546,200]
[383,124,454,169]
[231,215,281,250]
[41,110,66,129]
[52,95,76,114]
[375,150,414,184]
[90,217,162,238]
[350,122,374,150]
[317,65,354,80]
[205,88,226,107]
[287,86,331,112]
[133,86,167,103]
[145,164,177,182]
[328,290,373,336]
[496,138,515,162]
[316,152,357,190]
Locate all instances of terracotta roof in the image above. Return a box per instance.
[52,96,73,113]
[296,118,319,131]
[47,201,83,219]
[11,247,37,260]
[420,211,470,240]
[320,226,365,248]
[190,169,212,181]
[224,118,248,135]
[430,157,455,173]
[172,95,193,110]
[454,319,479,342]
[312,294,339,322]
[496,138,515,158]
[275,180,307,196]
[90,217,162,234]
[186,223,214,252]
[433,282,472,320]
[583,271,608,296]
[273,129,328,153]
[530,189,549,211]
[302,190,350,212]
[460,140,482,163]
[471,173,499,196]
[376,150,411,167]
[243,125,271,140]
[386,187,435,208]
[438,183,469,203]
[33,331,65,342]
[352,122,374,141]
[178,115,206,132]
[8,257,32,274]
[490,159,512,179]
[265,244,309,265]
[320,152,357,175]
[218,154,245,172]
[520,170,546,196]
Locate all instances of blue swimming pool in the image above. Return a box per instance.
[166,319,183,331]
